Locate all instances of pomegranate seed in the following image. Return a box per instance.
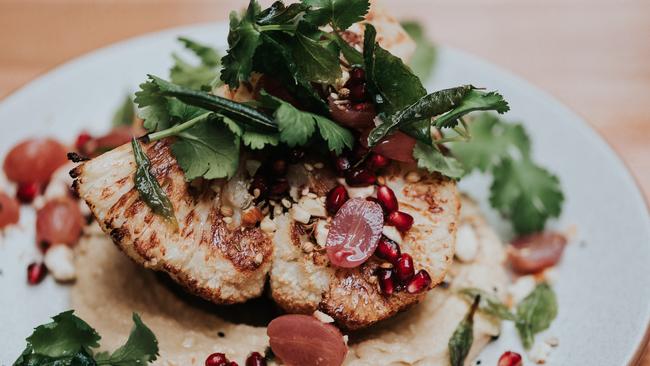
[498,351,523,366]
[205,353,229,366]
[375,237,401,264]
[352,103,373,112]
[377,268,396,295]
[387,211,414,232]
[349,83,367,102]
[334,155,352,175]
[27,262,47,285]
[376,185,398,213]
[406,270,432,294]
[245,352,266,366]
[16,182,40,204]
[345,168,376,187]
[395,253,415,282]
[227,362,239,366]
[367,153,390,170]
[326,185,349,215]
[349,67,365,81]
[75,132,92,151]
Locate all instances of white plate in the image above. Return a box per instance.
[0,22,649,365]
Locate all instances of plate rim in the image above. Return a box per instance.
[1,20,649,365]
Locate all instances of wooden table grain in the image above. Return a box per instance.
[1,0,648,364]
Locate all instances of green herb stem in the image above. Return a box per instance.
[148,112,211,141]
[258,24,296,32]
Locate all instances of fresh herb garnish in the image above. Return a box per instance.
[303,0,370,30]
[170,37,221,90]
[401,21,436,82]
[515,283,558,349]
[450,113,563,234]
[457,287,516,321]
[14,311,158,366]
[448,295,480,366]
[412,142,465,179]
[131,138,178,226]
[111,94,135,128]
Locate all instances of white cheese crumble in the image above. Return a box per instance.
[455,223,479,262]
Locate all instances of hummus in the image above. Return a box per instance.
[71,197,509,366]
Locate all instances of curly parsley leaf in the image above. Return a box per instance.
[303,0,370,30]
[170,117,240,180]
[515,283,558,349]
[451,113,530,173]
[111,95,135,128]
[26,310,100,358]
[490,158,563,234]
[448,296,480,366]
[132,138,178,226]
[434,90,510,129]
[94,314,159,365]
[401,21,436,82]
[412,142,464,179]
[221,1,262,88]
[457,288,516,321]
[293,32,342,84]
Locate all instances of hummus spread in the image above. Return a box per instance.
[71,197,509,366]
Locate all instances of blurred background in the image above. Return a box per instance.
[0,0,648,363]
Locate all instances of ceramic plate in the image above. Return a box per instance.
[1,22,649,365]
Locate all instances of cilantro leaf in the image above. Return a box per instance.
[303,0,370,30]
[333,32,363,65]
[170,54,220,90]
[178,37,220,67]
[221,2,262,88]
[26,311,100,358]
[94,314,158,365]
[451,113,530,173]
[134,80,174,131]
[274,102,317,146]
[401,21,436,82]
[111,95,135,128]
[412,142,464,179]
[434,90,510,129]
[515,283,558,349]
[293,32,342,84]
[490,158,564,234]
[312,114,354,154]
[262,92,353,153]
[14,349,97,366]
[171,117,240,180]
[243,130,280,150]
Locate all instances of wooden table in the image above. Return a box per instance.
[1,0,648,364]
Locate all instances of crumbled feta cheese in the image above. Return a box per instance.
[44,245,76,282]
[315,220,330,247]
[298,197,327,218]
[313,310,335,323]
[291,205,311,224]
[508,275,537,304]
[260,216,277,233]
[382,225,402,245]
[404,171,421,183]
[455,224,479,262]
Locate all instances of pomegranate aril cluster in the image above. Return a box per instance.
[205,351,267,366]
